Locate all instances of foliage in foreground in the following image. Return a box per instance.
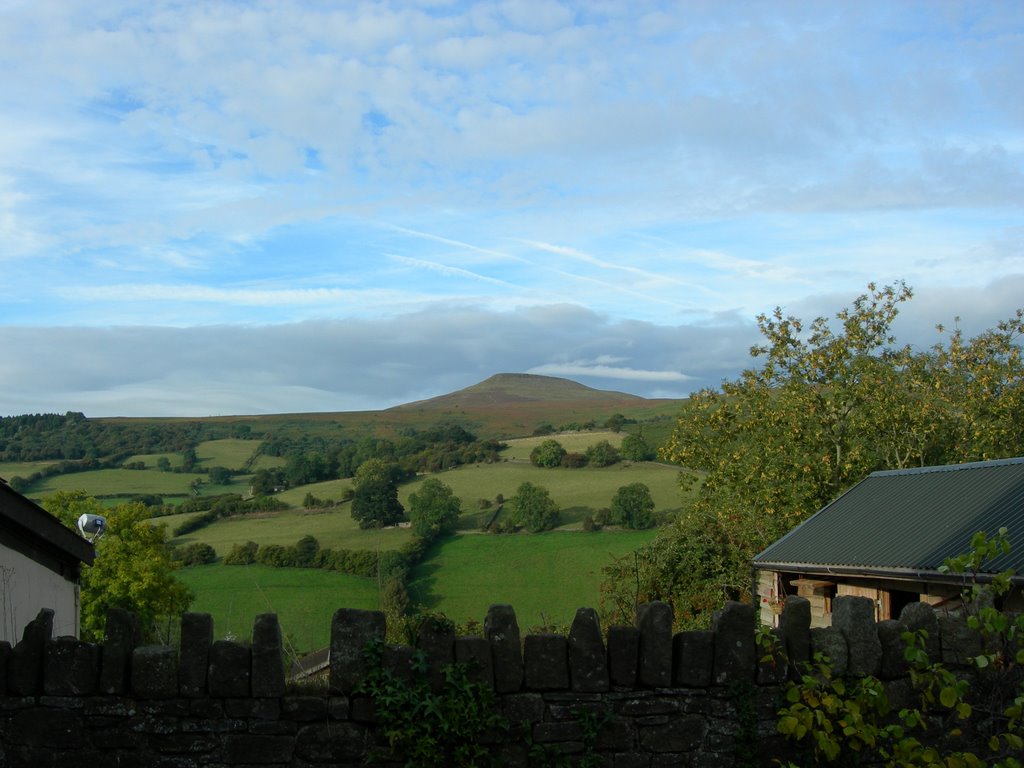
[602,282,1024,628]
[44,490,193,642]
[776,529,1024,767]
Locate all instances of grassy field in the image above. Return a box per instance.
[176,563,380,654]
[408,530,657,630]
[29,468,201,496]
[169,502,415,555]
[275,479,353,507]
[195,439,262,469]
[400,460,690,531]
[498,431,624,462]
[0,460,58,479]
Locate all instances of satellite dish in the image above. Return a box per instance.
[77,513,107,542]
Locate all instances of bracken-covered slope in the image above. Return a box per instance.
[389,373,642,410]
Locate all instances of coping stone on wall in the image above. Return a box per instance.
[7,607,53,695]
[899,602,940,663]
[673,630,713,688]
[607,626,640,687]
[131,644,178,699]
[456,635,495,688]
[486,604,523,693]
[416,615,455,692]
[877,619,909,680]
[637,601,673,688]
[178,611,213,697]
[523,633,569,691]
[252,613,285,698]
[938,615,984,666]
[208,639,252,698]
[778,596,811,680]
[832,596,881,677]
[99,607,140,695]
[810,626,847,677]
[567,607,609,693]
[43,636,99,695]
[712,601,755,685]
[329,608,386,695]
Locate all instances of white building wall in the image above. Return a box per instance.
[0,542,80,643]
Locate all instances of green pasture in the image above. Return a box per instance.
[408,530,657,630]
[29,468,202,496]
[0,460,59,479]
[275,479,352,507]
[123,452,183,469]
[196,439,262,470]
[176,563,379,654]
[498,431,624,462]
[250,454,288,470]
[399,461,690,531]
[170,502,414,555]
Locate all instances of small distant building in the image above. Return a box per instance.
[753,456,1024,627]
[0,479,94,642]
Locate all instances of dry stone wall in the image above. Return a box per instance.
[0,596,989,767]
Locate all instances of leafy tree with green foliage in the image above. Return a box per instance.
[408,478,461,541]
[351,458,405,529]
[43,491,192,643]
[174,542,217,566]
[605,282,1024,627]
[508,481,559,532]
[585,439,620,467]
[620,432,655,461]
[293,534,320,567]
[530,439,566,468]
[223,540,258,565]
[610,483,655,529]
[207,465,231,485]
[604,413,627,432]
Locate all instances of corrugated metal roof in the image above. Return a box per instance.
[754,456,1024,575]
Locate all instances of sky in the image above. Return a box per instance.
[1,1,1022,417]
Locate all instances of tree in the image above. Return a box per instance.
[351,458,405,529]
[604,413,626,432]
[208,466,231,485]
[620,433,655,461]
[610,483,655,529]
[508,482,559,532]
[530,439,566,468]
[605,282,1024,628]
[293,534,320,567]
[44,492,192,643]
[408,478,461,541]
[585,440,620,467]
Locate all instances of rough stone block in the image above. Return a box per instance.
[329,608,386,694]
[208,639,251,697]
[383,643,415,686]
[712,601,755,685]
[178,611,213,697]
[225,733,295,764]
[832,596,881,676]
[131,644,178,699]
[416,614,455,692]
[99,607,140,694]
[939,615,984,665]
[252,613,285,697]
[485,604,523,693]
[810,626,847,677]
[877,619,909,680]
[7,608,53,695]
[43,636,99,695]
[778,596,811,679]
[607,626,640,687]
[295,722,369,763]
[673,630,713,687]
[637,602,673,688]
[900,602,940,663]
[638,715,705,752]
[455,635,494,688]
[568,607,609,692]
[524,633,569,691]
